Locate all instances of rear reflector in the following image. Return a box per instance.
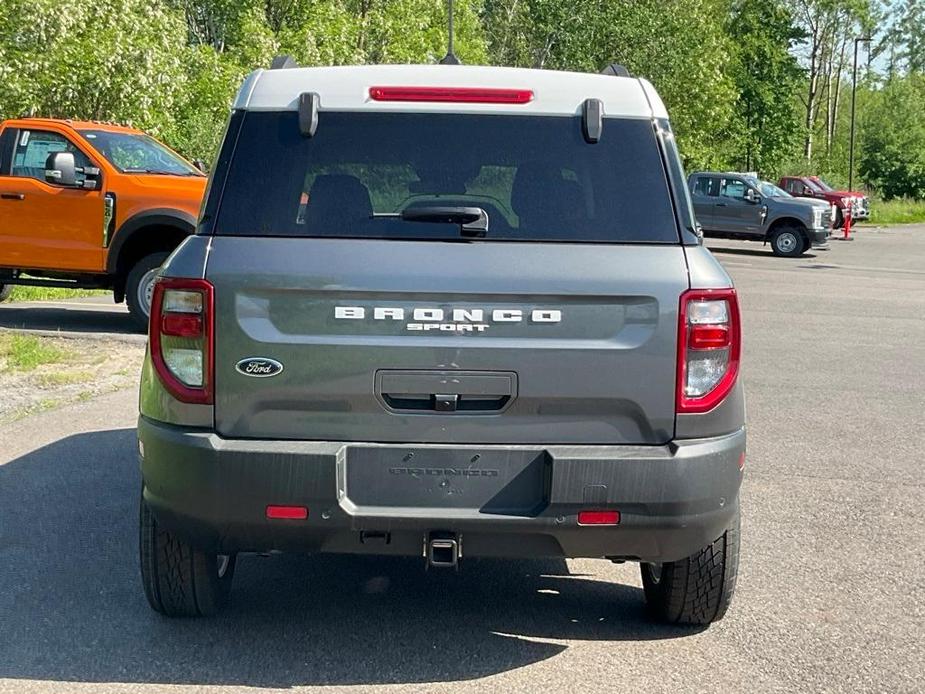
[369,86,534,104]
[577,510,621,526]
[266,505,308,520]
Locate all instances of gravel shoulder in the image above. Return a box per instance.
[0,330,145,422]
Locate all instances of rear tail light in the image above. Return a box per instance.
[149,278,214,405]
[677,288,741,413]
[368,86,534,104]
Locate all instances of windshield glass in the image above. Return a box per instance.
[79,130,201,176]
[213,111,680,243]
[812,177,834,192]
[803,178,824,193]
[757,180,790,197]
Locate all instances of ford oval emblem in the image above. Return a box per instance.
[235,357,284,378]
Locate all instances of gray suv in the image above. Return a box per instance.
[137,63,746,625]
[690,172,832,257]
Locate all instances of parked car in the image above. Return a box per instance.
[689,172,831,257]
[0,118,206,328]
[778,175,868,227]
[137,61,746,625]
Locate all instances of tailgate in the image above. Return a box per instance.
[207,237,688,445]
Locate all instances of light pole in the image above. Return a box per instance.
[848,36,871,192]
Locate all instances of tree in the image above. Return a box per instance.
[0,0,489,161]
[0,0,189,129]
[859,74,925,198]
[788,0,876,161]
[727,0,803,174]
[896,0,925,73]
[481,0,738,170]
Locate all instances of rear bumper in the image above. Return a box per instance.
[139,417,745,563]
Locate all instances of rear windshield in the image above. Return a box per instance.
[213,111,680,243]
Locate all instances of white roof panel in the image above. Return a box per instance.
[234,65,668,119]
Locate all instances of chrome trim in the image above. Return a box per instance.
[102,193,115,247]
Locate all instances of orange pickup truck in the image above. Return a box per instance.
[0,118,206,328]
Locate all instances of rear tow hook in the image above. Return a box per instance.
[425,531,461,569]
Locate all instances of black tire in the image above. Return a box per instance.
[770,226,807,257]
[139,493,236,617]
[125,252,169,332]
[0,284,12,303]
[641,504,740,625]
[833,207,844,229]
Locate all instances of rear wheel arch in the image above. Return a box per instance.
[108,210,196,296]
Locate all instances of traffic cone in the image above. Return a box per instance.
[842,210,852,239]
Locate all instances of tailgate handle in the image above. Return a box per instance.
[376,370,516,414]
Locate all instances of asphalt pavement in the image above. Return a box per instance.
[0,295,144,343]
[0,225,923,693]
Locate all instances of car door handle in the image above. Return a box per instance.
[716,202,727,207]
[1,193,25,200]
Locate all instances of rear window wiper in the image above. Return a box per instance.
[398,206,489,237]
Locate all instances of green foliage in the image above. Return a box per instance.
[727,0,803,175]
[482,0,738,170]
[7,286,104,302]
[0,0,921,198]
[0,0,188,131]
[860,75,925,199]
[0,333,70,371]
[895,0,925,73]
[0,0,487,161]
[867,196,925,224]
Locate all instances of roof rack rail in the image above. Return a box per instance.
[270,55,298,70]
[600,63,631,78]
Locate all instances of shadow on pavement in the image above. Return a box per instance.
[0,299,139,337]
[0,429,701,689]
[707,245,819,260]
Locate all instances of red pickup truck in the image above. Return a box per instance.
[778,176,870,228]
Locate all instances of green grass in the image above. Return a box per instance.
[36,370,93,387]
[7,397,61,421]
[867,197,925,226]
[0,333,71,371]
[6,286,105,302]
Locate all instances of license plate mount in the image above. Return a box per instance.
[342,447,549,515]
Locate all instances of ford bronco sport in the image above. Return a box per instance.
[138,62,746,625]
[0,118,206,328]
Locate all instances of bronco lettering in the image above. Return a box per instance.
[334,306,561,333]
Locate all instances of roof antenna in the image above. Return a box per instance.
[439,0,461,64]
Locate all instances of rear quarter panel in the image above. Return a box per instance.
[677,245,746,439]
[138,235,213,427]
